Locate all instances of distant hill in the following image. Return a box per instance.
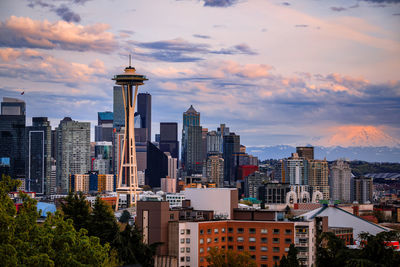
[246,145,400,163]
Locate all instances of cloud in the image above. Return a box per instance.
[361,0,400,3]
[330,6,347,12]
[294,24,309,27]
[125,38,257,62]
[0,48,107,85]
[193,34,211,39]
[212,43,257,55]
[54,5,81,22]
[282,2,291,6]
[0,16,117,53]
[393,13,400,15]
[202,0,239,7]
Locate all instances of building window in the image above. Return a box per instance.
[228,236,233,242]
[200,238,204,244]
[285,229,292,234]
[237,246,244,251]
[273,247,280,252]
[207,247,211,251]
[181,229,185,235]
[222,228,226,233]
[261,228,268,234]
[237,228,244,233]
[237,237,244,242]
[186,229,191,235]
[251,255,256,260]
[261,237,268,243]
[249,246,256,251]
[214,237,219,243]
[285,247,289,252]
[200,248,204,253]
[186,247,190,253]
[186,238,190,244]
[180,257,185,262]
[228,228,233,233]
[207,238,211,243]
[207,229,211,234]
[261,246,268,252]
[170,214,174,220]
[214,228,219,233]
[273,256,280,261]
[249,237,256,242]
[221,246,225,249]
[180,238,185,244]
[180,247,185,253]
[285,238,292,244]
[221,237,225,242]
[273,229,280,234]
[249,228,256,234]
[228,245,233,250]
[200,257,204,262]
[200,229,204,235]
[186,257,190,262]
[273,238,280,243]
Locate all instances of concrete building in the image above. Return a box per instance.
[70,172,114,193]
[161,176,177,193]
[282,153,308,185]
[330,160,352,203]
[165,193,185,208]
[205,155,224,187]
[296,146,314,160]
[352,177,373,204]
[206,130,221,155]
[258,182,291,204]
[95,111,113,142]
[25,117,52,194]
[244,171,268,199]
[56,117,90,193]
[308,159,330,200]
[184,188,238,219]
[223,133,240,185]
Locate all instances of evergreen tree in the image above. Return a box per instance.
[119,210,131,223]
[60,191,91,231]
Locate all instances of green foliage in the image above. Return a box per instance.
[278,244,299,267]
[61,192,157,266]
[119,210,131,223]
[349,161,400,176]
[316,230,400,267]
[206,247,257,267]
[0,175,116,267]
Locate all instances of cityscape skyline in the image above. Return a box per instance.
[0,0,399,148]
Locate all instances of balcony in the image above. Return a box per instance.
[295,242,308,247]
[295,233,308,238]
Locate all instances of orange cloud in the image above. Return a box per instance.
[0,16,117,53]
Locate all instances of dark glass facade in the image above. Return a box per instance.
[137,93,151,142]
[145,142,168,188]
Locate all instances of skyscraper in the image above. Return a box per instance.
[308,159,329,200]
[352,177,373,204]
[0,97,26,181]
[95,111,113,142]
[159,122,179,161]
[296,146,314,160]
[181,105,203,174]
[56,117,90,193]
[330,160,352,203]
[25,117,52,194]
[282,153,308,185]
[223,132,240,184]
[145,142,168,188]
[137,93,151,142]
[205,155,224,187]
[113,86,125,129]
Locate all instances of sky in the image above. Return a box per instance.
[0,0,399,147]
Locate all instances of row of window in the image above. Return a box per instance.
[199,246,290,253]
[180,238,190,244]
[200,227,292,235]
[180,247,190,253]
[199,255,282,263]
[200,237,292,244]
[180,229,191,235]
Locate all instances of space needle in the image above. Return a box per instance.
[112,56,148,210]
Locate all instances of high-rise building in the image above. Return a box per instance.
[146,142,168,188]
[205,155,224,187]
[0,97,26,180]
[308,159,329,200]
[296,146,314,160]
[113,86,125,129]
[95,111,113,142]
[281,153,308,185]
[330,160,352,203]
[56,117,90,193]
[137,93,151,142]
[93,141,113,174]
[159,122,179,162]
[223,133,240,184]
[258,182,291,204]
[201,128,208,163]
[352,177,373,204]
[25,117,52,194]
[181,105,203,174]
[244,171,267,199]
[206,130,221,155]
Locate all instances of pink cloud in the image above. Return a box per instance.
[0,16,117,53]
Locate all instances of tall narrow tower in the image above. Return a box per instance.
[112,59,148,209]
